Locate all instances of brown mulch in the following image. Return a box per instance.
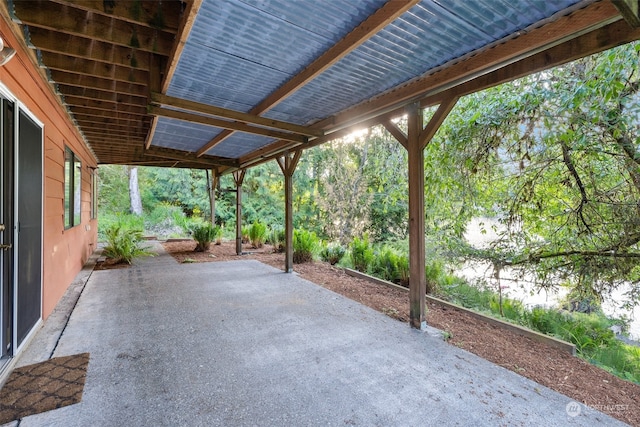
[0,353,90,424]
[164,240,639,425]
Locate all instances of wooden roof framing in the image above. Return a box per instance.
[3,0,640,172]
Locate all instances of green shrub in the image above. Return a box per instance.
[350,235,374,273]
[489,296,524,321]
[241,225,250,244]
[102,224,152,264]
[269,226,286,253]
[590,343,640,384]
[191,223,221,252]
[320,243,346,265]
[440,280,494,311]
[397,255,409,286]
[249,221,267,248]
[371,246,401,282]
[267,225,286,252]
[293,229,317,263]
[98,213,144,241]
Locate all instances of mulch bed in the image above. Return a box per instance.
[0,353,90,424]
[163,240,639,425]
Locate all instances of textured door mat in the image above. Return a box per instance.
[0,353,89,424]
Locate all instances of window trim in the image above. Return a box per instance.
[64,146,82,229]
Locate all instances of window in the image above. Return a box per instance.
[91,169,97,219]
[64,146,81,228]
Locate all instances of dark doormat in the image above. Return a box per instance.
[0,353,90,424]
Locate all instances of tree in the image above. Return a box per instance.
[312,136,373,244]
[129,166,143,215]
[431,42,640,306]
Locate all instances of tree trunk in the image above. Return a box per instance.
[129,166,143,215]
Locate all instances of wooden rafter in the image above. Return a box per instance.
[315,1,623,133]
[41,52,149,83]
[144,147,238,168]
[50,0,182,32]
[49,72,148,97]
[150,93,323,137]
[13,0,175,55]
[28,28,150,70]
[148,106,308,144]
[420,18,640,109]
[612,0,640,27]
[194,0,420,157]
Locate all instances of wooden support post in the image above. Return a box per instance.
[384,98,458,329]
[233,169,246,255]
[277,151,302,273]
[406,103,427,330]
[207,168,219,226]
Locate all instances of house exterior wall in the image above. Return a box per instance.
[0,17,98,320]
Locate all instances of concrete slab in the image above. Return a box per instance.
[12,243,624,426]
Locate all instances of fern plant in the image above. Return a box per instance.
[293,229,317,263]
[192,223,220,252]
[249,221,267,248]
[269,226,285,253]
[102,224,152,264]
[350,235,374,273]
[320,242,346,265]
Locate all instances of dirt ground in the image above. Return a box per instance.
[161,240,639,425]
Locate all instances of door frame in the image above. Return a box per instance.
[0,81,44,358]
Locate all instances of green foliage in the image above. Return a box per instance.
[350,235,374,273]
[489,296,524,322]
[98,213,144,241]
[268,226,285,253]
[241,226,250,244]
[293,229,318,263]
[102,224,152,264]
[371,246,402,283]
[590,343,640,384]
[439,280,494,311]
[191,223,221,252]
[248,221,267,248]
[320,242,346,265]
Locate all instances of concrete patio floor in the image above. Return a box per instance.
[6,243,622,426]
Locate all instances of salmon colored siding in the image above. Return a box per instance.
[1,18,98,320]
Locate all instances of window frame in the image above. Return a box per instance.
[64,146,82,229]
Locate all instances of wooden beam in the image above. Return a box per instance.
[144,148,238,168]
[420,18,640,109]
[194,0,419,156]
[382,121,407,150]
[317,1,623,132]
[233,170,246,255]
[50,0,182,32]
[149,106,308,144]
[151,93,324,137]
[161,0,203,93]
[612,0,640,27]
[406,103,426,330]
[13,0,174,55]
[48,71,148,96]
[68,104,146,118]
[419,97,459,149]
[208,169,219,226]
[63,96,147,115]
[58,85,147,107]
[28,27,150,70]
[72,108,150,124]
[41,52,149,84]
[82,128,148,138]
[276,151,302,273]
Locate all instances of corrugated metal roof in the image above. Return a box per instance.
[150,0,587,158]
